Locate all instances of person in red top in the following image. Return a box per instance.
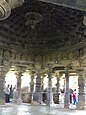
[72,89,77,105]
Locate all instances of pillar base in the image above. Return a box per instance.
[46,92,54,106]
[0,99,5,105]
[77,94,86,110]
[77,105,86,110]
[53,93,60,104]
[33,92,42,104]
[12,91,22,103]
[64,104,70,109]
[12,99,22,103]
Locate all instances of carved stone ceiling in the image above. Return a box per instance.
[0,0,86,55]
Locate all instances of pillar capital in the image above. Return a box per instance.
[0,66,9,80]
[17,66,26,73]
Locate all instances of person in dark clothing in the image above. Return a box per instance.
[4,84,10,103]
[9,85,14,102]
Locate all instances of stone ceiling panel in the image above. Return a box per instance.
[0,0,85,54]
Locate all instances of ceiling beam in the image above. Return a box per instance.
[39,0,86,11]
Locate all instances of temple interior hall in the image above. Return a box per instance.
[0,0,86,114]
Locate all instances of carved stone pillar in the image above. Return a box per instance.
[64,67,70,108]
[33,72,42,104]
[77,69,86,109]
[32,55,43,104]
[41,75,44,92]
[47,67,53,106]
[35,73,41,92]
[0,66,7,104]
[16,71,22,103]
[13,66,23,103]
[40,75,44,103]
[0,50,8,104]
[55,76,60,104]
[30,73,35,102]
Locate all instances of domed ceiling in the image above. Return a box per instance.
[0,0,86,54]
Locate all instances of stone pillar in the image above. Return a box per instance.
[16,71,22,103]
[13,70,22,103]
[47,68,53,106]
[77,69,86,109]
[33,72,42,104]
[35,73,41,92]
[0,66,6,104]
[54,76,60,104]
[30,73,34,102]
[40,75,44,104]
[0,50,8,104]
[64,67,70,108]
[41,75,44,92]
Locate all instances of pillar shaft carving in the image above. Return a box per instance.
[13,70,22,103]
[77,69,86,109]
[30,73,35,102]
[64,67,70,108]
[47,66,53,106]
[35,73,41,92]
[0,66,7,104]
[0,50,9,104]
[33,72,42,103]
[30,74,34,93]
[13,66,26,103]
[54,75,60,104]
[17,71,22,91]
[56,76,60,93]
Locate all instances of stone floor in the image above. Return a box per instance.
[0,103,86,115]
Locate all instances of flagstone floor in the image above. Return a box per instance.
[0,103,86,115]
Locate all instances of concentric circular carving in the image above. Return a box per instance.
[0,0,11,20]
[25,12,42,29]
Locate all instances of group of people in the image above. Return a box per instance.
[4,84,14,103]
[70,89,78,105]
[59,88,78,106]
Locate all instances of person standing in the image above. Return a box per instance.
[4,84,10,103]
[9,85,14,102]
[72,90,77,105]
